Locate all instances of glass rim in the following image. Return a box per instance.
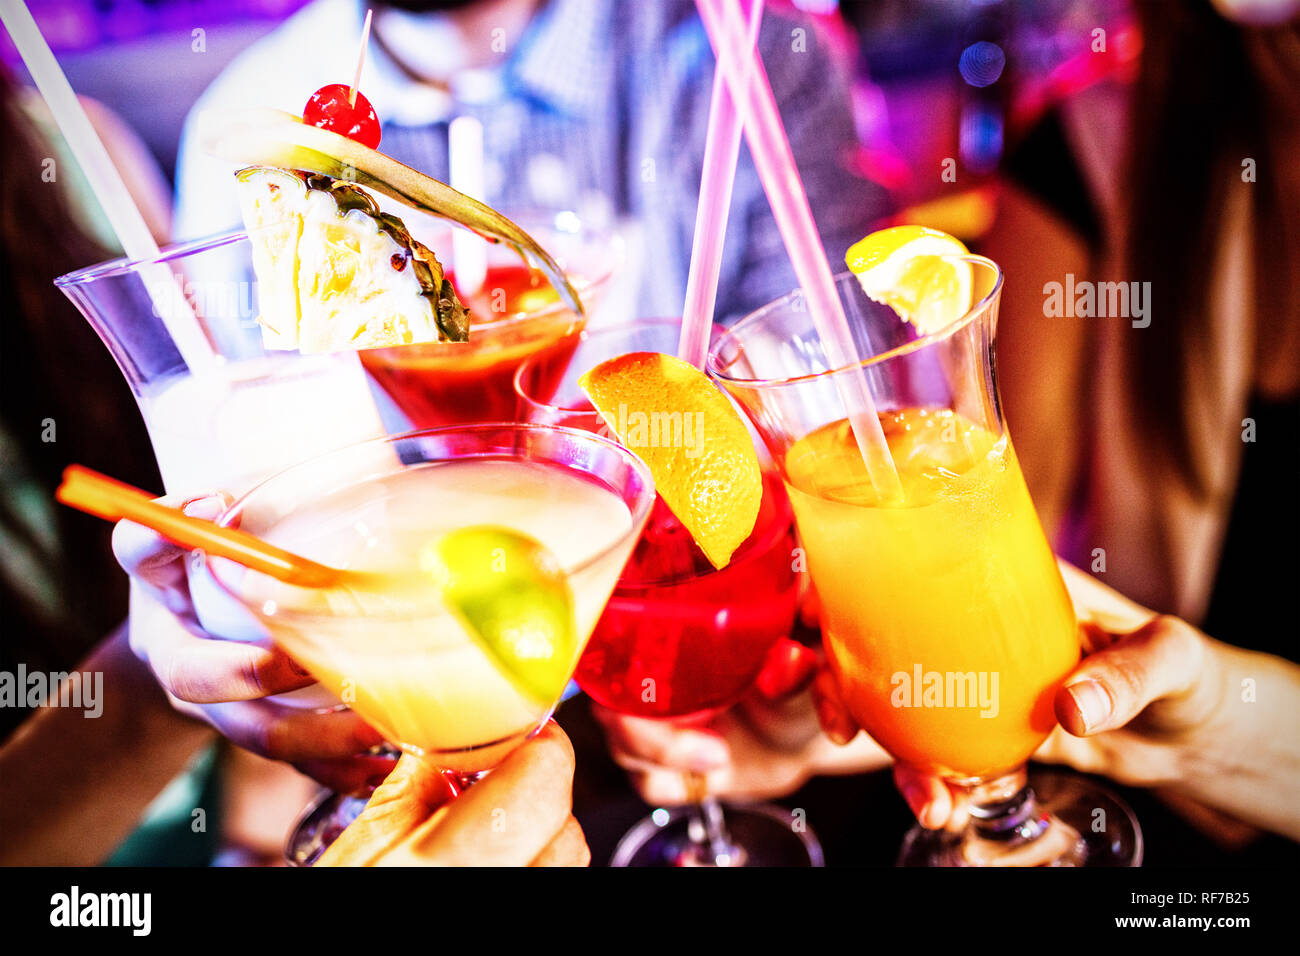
[512,317,685,418]
[54,222,618,333]
[613,477,794,592]
[202,421,656,622]
[54,229,248,287]
[707,255,1003,389]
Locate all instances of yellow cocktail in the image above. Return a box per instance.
[785,408,1078,780]
[206,424,655,775]
[711,254,1142,865]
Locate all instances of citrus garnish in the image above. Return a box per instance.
[420,526,576,705]
[578,351,761,570]
[846,225,973,336]
[237,166,469,352]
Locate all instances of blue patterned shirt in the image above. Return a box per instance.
[174,0,889,323]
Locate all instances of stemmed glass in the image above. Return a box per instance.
[515,319,824,866]
[709,259,1142,866]
[203,423,656,863]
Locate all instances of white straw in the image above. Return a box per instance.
[0,1,214,373]
[448,115,488,298]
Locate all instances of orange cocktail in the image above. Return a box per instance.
[784,408,1078,780]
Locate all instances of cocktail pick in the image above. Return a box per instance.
[349,8,373,110]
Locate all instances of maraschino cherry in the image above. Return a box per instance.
[303,83,381,149]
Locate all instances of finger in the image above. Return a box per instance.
[798,580,821,629]
[529,816,591,867]
[384,722,576,867]
[894,763,957,830]
[754,638,819,699]
[811,666,859,745]
[155,633,318,703]
[1055,615,1206,736]
[593,707,729,773]
[317,755,458,866]
[1057,560,1157,633]
[111,494,228,590]
[293,753,400,794]
[199,698,385,762]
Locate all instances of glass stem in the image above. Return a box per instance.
[958,764,1083,866]
[684,771,744,866]
[966,766,1050,846]
[450,770,489,795]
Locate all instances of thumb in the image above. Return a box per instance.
[316,755,458,867]
[1055,615,1206,737]
[811,663,860,746]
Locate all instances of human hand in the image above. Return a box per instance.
[595,637,891,804]
[814,561,1299,838]
[318,721,590,866]
[112,494,389,792]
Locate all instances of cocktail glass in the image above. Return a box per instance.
[56,229,386,677]
[202,422,655,863]
[709,259,1142,866]
[515,319,823,866]
[360,211,622,428]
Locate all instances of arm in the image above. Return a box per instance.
[0,623,215,865]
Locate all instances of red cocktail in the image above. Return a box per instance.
[362,215,617,427]
[576,471,797,719]
[514,319,821,866]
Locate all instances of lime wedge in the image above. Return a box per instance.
[421,526,576,705]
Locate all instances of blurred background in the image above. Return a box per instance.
[1,0,1132,234]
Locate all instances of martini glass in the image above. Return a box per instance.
[709,259,1142,867]
[202,423,655,864]
[515,319,823,866]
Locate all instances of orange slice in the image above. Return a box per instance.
[578,352,761,569]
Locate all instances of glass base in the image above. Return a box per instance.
[897,770,1143,867]
[286,789,371,867]
[611,803,824,867]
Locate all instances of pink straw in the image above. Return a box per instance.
[677,0,763,370]
[695,0,901,498]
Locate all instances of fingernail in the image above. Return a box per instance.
[901,784,928,821]
[289,659,315,679]
[181,494,225,521]
[685,738,728,771]
[1064,678,1112,732]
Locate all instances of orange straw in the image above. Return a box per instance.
[56,465,346,589]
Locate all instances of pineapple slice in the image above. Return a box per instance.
[203,108,582,316]
[236,166,469,353]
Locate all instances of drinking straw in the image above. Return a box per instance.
[449,115,488,297]
[0,2,215,374]
[694,0,901,498]
[56,466,345,589]
[677,0,763,370]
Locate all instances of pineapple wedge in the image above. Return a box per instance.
[237,167,469,351]
[202,108,583,316]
